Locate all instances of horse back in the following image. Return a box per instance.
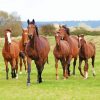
[87,42,96,57]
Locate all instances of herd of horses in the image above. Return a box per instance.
[2,19,96,86]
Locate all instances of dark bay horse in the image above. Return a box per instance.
[78,35,96,79]
[53,32,70,80]
[2,29,20,79]
[26,19,50,85]
[58,25,79,75]
[19,28,28,74]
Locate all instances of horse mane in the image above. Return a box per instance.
[35,26,39,36]
[62,25,70,35]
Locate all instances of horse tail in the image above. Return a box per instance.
[19,51,25,59]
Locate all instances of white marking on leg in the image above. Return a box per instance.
[20,71,22,74]
[85,71,88,79]
[92,68,96,76]
[16,73,18,79]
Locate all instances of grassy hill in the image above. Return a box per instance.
[0,36,100,100]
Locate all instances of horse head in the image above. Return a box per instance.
[54,31,62,46]
[78,34,86,48]
[4,29,12,44]
[58,25,70,40]
[27,19,39,40]
[22,28,28,46]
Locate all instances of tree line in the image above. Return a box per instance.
[0,11,22,37]
[0,11,100,37]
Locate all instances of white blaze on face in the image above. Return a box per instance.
[7,32,11,44]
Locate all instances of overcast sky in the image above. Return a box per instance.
[0,0,100,21]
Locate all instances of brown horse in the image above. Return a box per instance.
[78,34,96,79]
[58,25,79,75]
[19,28,28,74]
[26,19,50,85]
[2,29,20,79]
[53,32,70,80]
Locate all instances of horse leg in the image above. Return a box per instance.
[73,58,77,75]
[23,57,27,73]
[27,57,31,86]
[67,57,71,76]
[10,59,16,78]
[63,64,68,80]
[37,66,44,83]
[19,57,23,74]
[60,59,68,79]
[55,58,59,80]
[84,59,88,79]
[4,59,9,79]
[15,58,19,79]
[92,56,96,76]
[78,58,84,77]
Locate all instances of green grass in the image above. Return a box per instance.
[0,36,100,100]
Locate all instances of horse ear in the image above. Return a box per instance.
[32,19,35,24]
[27,19,30,25]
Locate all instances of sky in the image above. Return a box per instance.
[0,0,100,21]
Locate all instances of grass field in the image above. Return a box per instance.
[0,36,100,100]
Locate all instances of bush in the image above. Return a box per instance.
[71,27,100,36]
[40,24,56,36]
[0,11,22,37]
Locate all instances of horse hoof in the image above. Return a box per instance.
[20,72,22,74]
[63,78,66,80]
[16,74,18,79]
[25,70,27,74]
[27,83,30,86]
[56,76,59,80]
[84,77,88,80]
[73,73,75,75]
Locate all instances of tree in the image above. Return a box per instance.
[40,24,56,36]
[0,11,22,37]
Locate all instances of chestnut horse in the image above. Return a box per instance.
[53,32,70,79]
[78,35,96,79]
[58,25,79,75]
[19,28,28,74]
[2,29,20,79]
[26,19,50,85]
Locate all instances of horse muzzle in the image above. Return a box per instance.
[28,34,33,40]
[23,43,27,46]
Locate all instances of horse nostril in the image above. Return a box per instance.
[24,43,27,46]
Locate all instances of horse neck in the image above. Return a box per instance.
[56,41,61,50]
[80,43,87,55]
[30,34,38,48]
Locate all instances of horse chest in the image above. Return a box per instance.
[2,51,12,60]
[27,48,39,60]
